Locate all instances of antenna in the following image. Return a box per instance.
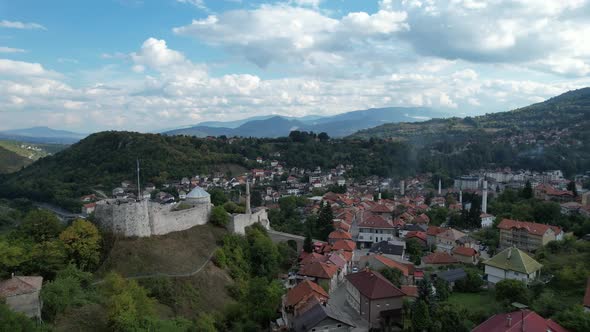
[137,159,141,201]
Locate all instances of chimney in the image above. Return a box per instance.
[245,180,252,214]
[506,314,512,327]
[482,180,488,214]
[438,179,442,195]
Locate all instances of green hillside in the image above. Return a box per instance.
[0,146,32,173]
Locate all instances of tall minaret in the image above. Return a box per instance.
[136,159,141,201]
[245,180,252,214]
[438,179,442,195]
[400,180,405,196]
[459,189,463,204]
[482,180,488,214]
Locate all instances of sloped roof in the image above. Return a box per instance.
[328,229,352,240]
[0,276,43,297]
[436,268,467,283]
[293,303,355,332]
[370,241,404,256]
[359,214,394,229]
[427,226,446,236]
[406,231,427,242]
[371,204,392,213]
[345,270,405,300]
[423,252,458,265]
[472,310,569,332]
[497,219,561,236]
[285,280,329,307]
[371,255,414,277]
[331,240,356,251]
[436,228,466,241]
[483,247,542,274]
[453,246,478,257]
[401,285,418,298]
[300,253,328,265]
[298,261,339,279]
[186,186,210,198]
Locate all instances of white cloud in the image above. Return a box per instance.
[0,20,46,30]
[0,59,48,76]
[176,0,208,11]
[0,46,26,53]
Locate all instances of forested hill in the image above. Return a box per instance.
[0,132,418,210]
[351,87,590,142]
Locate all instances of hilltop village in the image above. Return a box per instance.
[54,156,590,331]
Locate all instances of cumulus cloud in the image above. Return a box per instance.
[0,20,46,30]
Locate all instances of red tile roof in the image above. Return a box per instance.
[372,255,414,277]
[328,229,352,241]
[298,261,339,279]
[371,204,392,214]
[401,285,418,298]
[405,231,427,243]
[300,253,328,265]
[331,240,356,251]
[472,310,569,332]
[345,270,405,300]
[422,252,458,265]
[498,219,562,236]
[415,213,430,224]
[359,214,394,229]
[0,276,43,297]
[453,246,478,257]
[426,226,446,236]
[285,280,329,307]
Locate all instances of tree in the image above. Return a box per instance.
[567,181,578,197]
[454,270,483,293]
[318,132,330,142]
[59,219,101,270]
[210,206,230,227]
[411,300,431,331]
[208,188,228,206]
[522,181,533,199]
[19,209,63,242]
[0,240,28,279]
[247,226,280,279]
[380,268,403,287]
[41,265,91,321]
[406,239,424,265]
[0,301,39,332]
[555,305,590,332]
[432,304,470,332]
[433,278,450,301]
[495,279,529,305]
[317,203,334,241]
[24,240,66,279]
[303,232,313,253]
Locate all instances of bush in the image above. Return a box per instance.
[209,206,230,227]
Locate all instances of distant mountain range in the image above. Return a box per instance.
[0,126,87,144]
[163,107,446,138]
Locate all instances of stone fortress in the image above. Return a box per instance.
[94,186,212,237]
[94,181,269,237]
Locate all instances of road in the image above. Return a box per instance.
[34,202,84,222]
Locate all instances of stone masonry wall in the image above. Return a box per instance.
[228,208,270,235]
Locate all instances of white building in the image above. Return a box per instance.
[483,247,542,285]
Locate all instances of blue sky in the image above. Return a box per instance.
[1,0,590,132]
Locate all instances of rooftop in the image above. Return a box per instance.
[472,309,569,332]
[483,247,543,275]
[345,269,405,300]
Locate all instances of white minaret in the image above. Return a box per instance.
[136,159,141,201]
[459,189,463,204]
[245,180,252,214]
[482,180,488,214]
[438,179,442,195]
[400,180,405,196]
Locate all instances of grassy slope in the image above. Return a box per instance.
[0,145,31,173]
[55,224,234,330]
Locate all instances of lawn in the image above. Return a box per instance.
[444,290,504,326]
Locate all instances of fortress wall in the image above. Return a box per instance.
[149,202,211,235]
[229,209,270,235]
[94,200,151,237]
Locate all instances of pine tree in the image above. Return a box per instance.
[522,180,533,199]
[303,232,313,253]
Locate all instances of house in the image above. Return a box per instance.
[293,303,355,332]
[82,202,97,215]
[422,252,458,267]
[80,194,97,202]
[358,255,416,285]
[297,261,339,293]
[371,204,392,216]
[400,285,418,299]
[399,224,426,238]
[483,247,542,285]
[452,246,479,264]
[0,275,43,318]
[369,241,405,261]
[480,213,495,228]
[283,280,329,326]
[434,268,467,290]
[328,229,352,244]
[331,240,356,252]
[560,202,582,215]
[435,228,466,253]
[357,214,396,248]
[426,226,446,248]
[345,269,406,328]
[472,310,569,332]
[405,231,427,247]
[497,219,563,252]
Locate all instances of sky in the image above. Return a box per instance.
[1,0,590,133]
